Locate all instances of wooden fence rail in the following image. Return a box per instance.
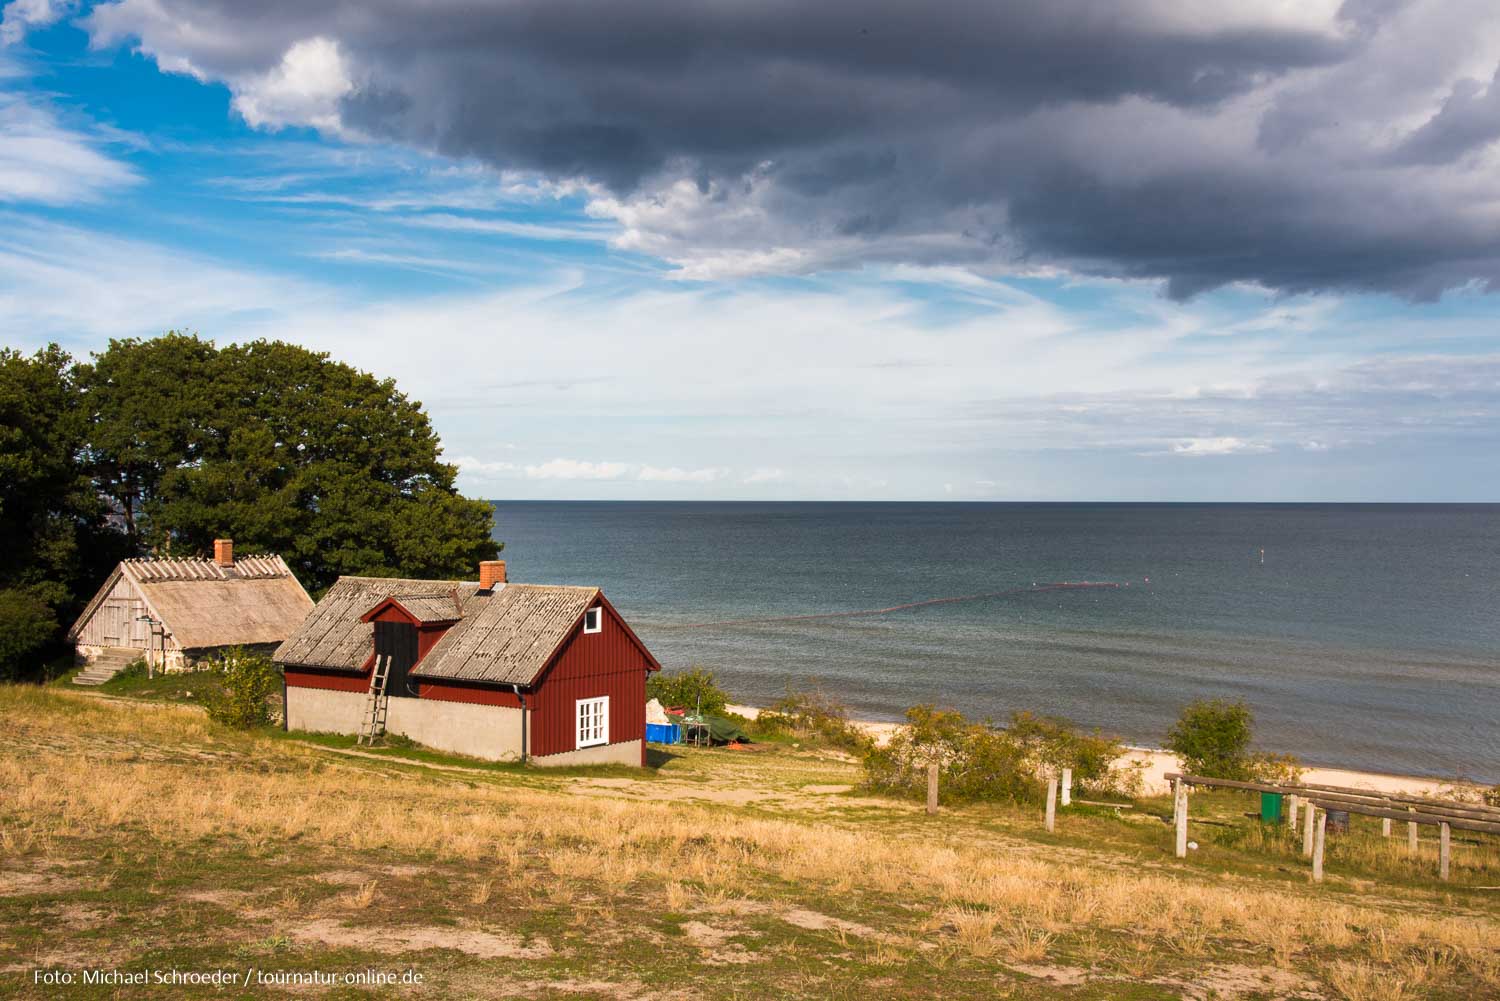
[1166,772,1493,883]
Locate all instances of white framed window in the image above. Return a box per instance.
[583,606,602,634]
[576,696,609,748]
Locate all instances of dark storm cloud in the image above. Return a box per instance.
[84,0,1500,297]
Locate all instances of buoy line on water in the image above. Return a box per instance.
[661,580,1121,631]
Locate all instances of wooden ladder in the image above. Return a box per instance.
[358,654,391,745]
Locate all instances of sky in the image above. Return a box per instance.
[2,0,1499,501]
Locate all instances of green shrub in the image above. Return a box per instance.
[1166,698,1255,779]
[862,705,1039,804]
[647,666,728,716]
[756,683,870,752]
[111,659,150,683]
[1166,697,1305,783]
[1250,751,1305,786]
[1006,711,1128,796]
[201,647,280,728]
[0,588,59,682]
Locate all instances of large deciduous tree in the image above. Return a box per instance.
[0,345,122,678]
[78,334,499,592]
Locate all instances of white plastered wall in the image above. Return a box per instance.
[284,687,527,762]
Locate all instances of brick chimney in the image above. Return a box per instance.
[479,560,507,589]
[213,538,234,567]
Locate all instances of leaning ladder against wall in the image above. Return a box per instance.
[358,655,391,745]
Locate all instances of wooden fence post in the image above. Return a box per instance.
[1439,822,1450,881]
[1408,806,1418,853]
[1302,800,1316,857]
[926,761,939,816]
[1287,794,1298,833]
[1312,809,1327,883]
[1173,779,1188,858]
[1045,773,1058,832]
[1381,817,1391,838]
[1061,767,1072,806]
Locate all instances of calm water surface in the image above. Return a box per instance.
[489,502,1500,780]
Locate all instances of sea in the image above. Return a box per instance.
[489,502,1500,782]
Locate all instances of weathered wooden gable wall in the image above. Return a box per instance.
[74,574,163,650]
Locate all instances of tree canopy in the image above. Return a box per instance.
[0,333,499,679]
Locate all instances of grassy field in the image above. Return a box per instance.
[1,686,1497,1000]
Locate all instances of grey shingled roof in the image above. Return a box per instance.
[387,593,463,624]
[273,576,640,688]
[273,577,480,671]
[412,584,600,685]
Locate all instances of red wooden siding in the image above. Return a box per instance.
[285,666,370,692]
[528,601,651,760]
[416,679,523,708]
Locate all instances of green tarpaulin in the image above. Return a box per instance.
[678,714,751,744]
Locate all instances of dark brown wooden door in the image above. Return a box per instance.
[374,621,419,697]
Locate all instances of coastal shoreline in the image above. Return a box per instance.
[725,704,1483,799]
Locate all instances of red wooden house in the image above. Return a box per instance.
[274,561,661,766]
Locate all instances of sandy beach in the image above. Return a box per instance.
[726,704,1481,799]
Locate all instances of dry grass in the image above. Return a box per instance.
[337,880,379,910]
[3,687,1498,997]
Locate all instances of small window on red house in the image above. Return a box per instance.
[583,607,602,634]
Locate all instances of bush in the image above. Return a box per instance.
[112,659,149,683]
[0,588,59,682]
[201,647,280,728]
[1483,785,1500,809]
[1166,698,1257,780]
[756,683,870,752]
[1006,711,1128,796]
[863,705,1040,804]
[647,666,728,716]
[1165,698,1302,783]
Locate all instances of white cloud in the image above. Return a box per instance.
[0,215,321,339]
[0,0,74,45]
[0,91,139,204]
[403,212,616,244]
[637,465,727,483]
[230,37,352,133]
[523,458,629,480]
[741,468,785,484]
[451,455,517,476]
[1169,437,1274,457]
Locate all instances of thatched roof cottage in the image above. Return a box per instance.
[68,539,314,683]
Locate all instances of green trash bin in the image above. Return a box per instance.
[1260,791,1284,823]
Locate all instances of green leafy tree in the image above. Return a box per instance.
[1165,698,1256,779]
[0,345,120,678]
[647,666,729,716]
[79,335,499,591]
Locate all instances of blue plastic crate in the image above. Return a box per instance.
[646,722,681,745]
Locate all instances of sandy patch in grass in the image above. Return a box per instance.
[680,920,760,965]
[311,869,375,886]
[1007,963,1089,985]
[181,889,253,906]
[800,784,854,795]
[50,902,111,929]
[1171,964,1319,1000]
[0,869,84,894]
[290,919,551,959]
[780,908,886,941]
